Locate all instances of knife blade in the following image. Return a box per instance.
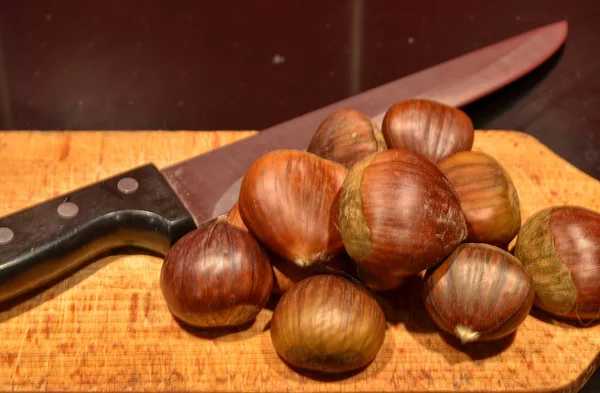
[0,20,567,305]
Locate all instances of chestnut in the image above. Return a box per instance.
[514,205,600,322]
[424,243,534,343]
[339,148,467,290]
[438,151,521,248]
[159,216,273,328]
[381,98,474,164]
[226,202,248,231]
[239,149,348,267]
[270,274,386,374]
[306,108,387,168]
[225,201,348,294]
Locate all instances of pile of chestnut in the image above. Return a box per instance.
[159,98,600,375]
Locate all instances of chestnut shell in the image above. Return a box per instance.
[270,274,386,373]
[239,149,348,267]
[424,243,534,343]
[339,148,467,290]
[160,216,273,328]
[226,202,248,231]
[382,98,474,164]
[514,205,600,321]
[438,150,521,248]
[307,108,387,168]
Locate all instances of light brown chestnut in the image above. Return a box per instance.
[339,148,467,291]
[226,202,248,231]
[160,216,273,328]
[239,149,348,267]
[514,205,600,322]
[438,151,521,248]
[270,274,386,374]
[382,98,474,164]
[306,108,387,168]
[424,243,534,343]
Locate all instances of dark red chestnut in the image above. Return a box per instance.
[514,205,600,322]
[424,243,535,343]
[382,98,474,164]
[339,149,467,291]
[160,216,273,328]
[307,108,387,168]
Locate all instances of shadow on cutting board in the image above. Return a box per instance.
[0,247,157,323]
[173,295,277,342]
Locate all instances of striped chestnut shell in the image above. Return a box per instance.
[424,243,534,343]
[239,150,348,267]
[160,216,273,328]
[438,151,521,248]
[307,108,387,168]
[382,98,474,164]
[339,148,467,291]
[514,205,600,322]
[270,274,386,373]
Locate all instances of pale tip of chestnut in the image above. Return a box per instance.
[455,325,481,344]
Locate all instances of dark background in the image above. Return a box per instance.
[0,1,598,181]
[0,0,599,390]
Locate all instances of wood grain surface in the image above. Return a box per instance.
[0,130,599,392]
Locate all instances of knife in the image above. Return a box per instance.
[0,20,568,305]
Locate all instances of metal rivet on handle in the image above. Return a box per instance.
[117,177,139,194]
[0,227,14,244]
[57,202,79,218]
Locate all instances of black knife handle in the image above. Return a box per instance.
[0,164,196,304]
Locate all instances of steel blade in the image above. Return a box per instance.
[162,20,568,225]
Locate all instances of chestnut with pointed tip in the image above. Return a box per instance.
[339,148,467,291]
[226,202,248,232]
[438,151,521,248]
[159,216,273,328]
[424,243,535,343]
[307,108,387,168]
[514,205,600,322]
[270,274,386,374]
[239,149,348,268]
[270,252,350,294]
[382,98,474,164]
[226,201,349,294]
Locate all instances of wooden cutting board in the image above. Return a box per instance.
[1,130,600,393]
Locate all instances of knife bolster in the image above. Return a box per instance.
[0,164,196,304]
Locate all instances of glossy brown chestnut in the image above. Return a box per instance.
[270,274,386,373]
[306,108,387,168]
[438,151,521,248]
[159,216,273,328]
[339,148,467,290]
[382,98,474,164]
[514,205,600,322]
[424,243,534,343]
[239,149,348,267]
